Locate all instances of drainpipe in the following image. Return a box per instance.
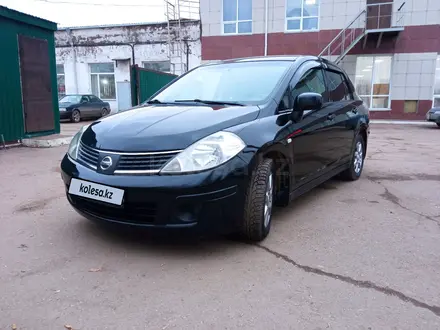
[128,43,136,66]
[264,0,268,56]
[67,28,78,94]
[184,40,190,72]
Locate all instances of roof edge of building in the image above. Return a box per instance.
[57,19,200,31]
[0,5,57,31]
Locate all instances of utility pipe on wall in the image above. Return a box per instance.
[67,28,79,94]
[264,0,268,56]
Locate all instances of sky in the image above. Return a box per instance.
[1,0,176,27]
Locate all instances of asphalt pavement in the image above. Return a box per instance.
[1,123,440,329]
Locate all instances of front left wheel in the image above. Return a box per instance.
[241,158,274,242]
[341,134,365,181]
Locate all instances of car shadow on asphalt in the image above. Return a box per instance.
[75,218,245,258]
[271,178,344,223]
[72,178,345,255]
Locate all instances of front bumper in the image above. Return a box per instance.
[59,111,71,120]
[426,112,440,123]
[61,154,252,234]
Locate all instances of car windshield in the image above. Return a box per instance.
[60,95,82,103]
[152,61,293,104]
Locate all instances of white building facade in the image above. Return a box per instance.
[55,20,201,113]
[200,0,440,120]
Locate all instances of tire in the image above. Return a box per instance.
[340,134,365,181]
[436,123,440,128]
[101,108,110,117]
[241,158,274,242]
[71,109,81,123]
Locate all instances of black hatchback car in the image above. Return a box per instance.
[61,56,369,241]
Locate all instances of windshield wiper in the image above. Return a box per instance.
[174,99,245,106]
[146,99,164,104]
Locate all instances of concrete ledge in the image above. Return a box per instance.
[22,134,73,148]
[370,120,433,125]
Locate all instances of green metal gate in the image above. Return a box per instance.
[131,65,177,106]
[0,6,59,143]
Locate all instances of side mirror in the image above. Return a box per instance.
[81,99,87,103]
[290,92,323,123]
[295,92,323,112]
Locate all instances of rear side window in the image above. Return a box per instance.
[325,70,352,101]
[291,68,328,103]
[90,96,101,102]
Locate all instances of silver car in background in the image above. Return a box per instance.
[426,107,440,127]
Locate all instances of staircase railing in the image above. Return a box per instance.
[318,9,367,63]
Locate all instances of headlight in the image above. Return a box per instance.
[160,131,246,174]
[59,108,66,111]
[67,125,88,160]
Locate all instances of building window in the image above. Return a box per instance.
[56,64,65,98]
[355,56,392,109]
[143,61,171,73]
[404,100,418,113]
[434,56,440,108]
[90,63,116,100]
[286,0,319,31]
[222,0,252,34]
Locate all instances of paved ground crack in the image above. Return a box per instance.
[255,244,440,317]
[367,177,440,229]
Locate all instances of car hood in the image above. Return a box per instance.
[81,104,260,151]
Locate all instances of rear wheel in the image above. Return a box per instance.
[241,158,274,242]
[437,123,440,127]
[340,134,365,181]
[71,109,81,123]
[101,108,110,117]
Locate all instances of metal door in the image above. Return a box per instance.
[18,35,54,133]
[117,81,132,112]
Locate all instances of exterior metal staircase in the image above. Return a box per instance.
[164,0,199,75]
[319,2,406,65]
[319,9,367,64]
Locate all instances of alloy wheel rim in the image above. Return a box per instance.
[73,111,80,122]
[354,141,363,174]
[264,173,273,228]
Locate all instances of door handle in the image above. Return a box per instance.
[327,114,336,121]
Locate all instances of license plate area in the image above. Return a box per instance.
[68,178,124,205]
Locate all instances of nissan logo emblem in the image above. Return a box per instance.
[100,156,113,170]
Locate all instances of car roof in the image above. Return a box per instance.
[203,55,335,67]
[64,94,97,96]
[224,55,301,63]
